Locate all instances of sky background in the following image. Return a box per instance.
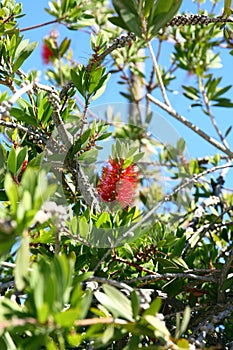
[14,1,233,187]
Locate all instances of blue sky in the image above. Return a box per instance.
[16,1,233,186]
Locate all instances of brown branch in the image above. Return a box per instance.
[75,317,127,327]
[111,255,157,275]
[218,244,233,303]
[20,17,67,32]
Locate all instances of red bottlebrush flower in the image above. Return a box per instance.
[97,158,138,208]
[42,43,53,64]
[21,160,28,173]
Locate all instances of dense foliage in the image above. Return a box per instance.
[0,0,233,349]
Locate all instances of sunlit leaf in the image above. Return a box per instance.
[14,234,30,291]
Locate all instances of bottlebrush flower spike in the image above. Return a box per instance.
[97,158,139,208]
[21,160,28,173]
[42,42,53,64]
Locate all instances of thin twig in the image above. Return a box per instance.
[123,272,218,284]
[88,276,134,293]
[147,41,171,107]
[20,17,67,32]
[198,77,230,150]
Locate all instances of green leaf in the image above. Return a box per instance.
[170,236,186,258]
[96,132,112,141]
[143,0,154,17]
[133,152,144,163]
[55,308,80,327]
[144,314,170,338]
[78,148,98,163]
[110,0,142,37]
[175,306,191,339]
[89,66,105,94]
[37,303,49,324]
[177,338,190,349]
[131,290,140,319]
[59,37,71,56]
[94,284,133,321]
[14,234,30,291]
[67,333,82,347]
[182,85,200,101]
[143,297,161,316]
[102,324,114,344]
[108,16,130,31]
[71,67,87,98]
[16,147,27,173]
[7,147,17,174]
[223,0,232,17]
[4,173,18,215]
[13,40,38,72]
[126,147,138,158]
[147,0,183,38]
[79,217,89,239]
[177,138,186,152]
[213,98,233,107]
[96,212,111,228]
[91,73,111,101]
[225,125,232,138]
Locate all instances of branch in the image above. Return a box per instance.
[147,41,171,107]
[122,272,218,284]
[19,17,68,32]
[0,280,15,291]
[147,93,233,158]
[189,301,233,345]
[183,205,233,256]
[167,14,233,27]
[0,120,47,146]
[60,32,136,100]
[218,243,233,303]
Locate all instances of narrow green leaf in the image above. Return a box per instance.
[7,147,17,174]
[59,37,71,56]
[144,314,170,338]
[175,306,191,339]
[143,297,161,316]
[225,125,232,138]
[144,0,154,17]
[177,138,186,152]
[223,0,232,17]
[71,67,86,98]
[4,173,18,214]
[14,234,30,291]
[13,40,38,72]
[95,284,133,321]
[79,217,89,239]
[37,303,49,324]
[16,147,27,173]
[131,290,140,319]
[102,325,114,344]
[148,0,182,38]
[78,148,98,163]
[91,73,111,101]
